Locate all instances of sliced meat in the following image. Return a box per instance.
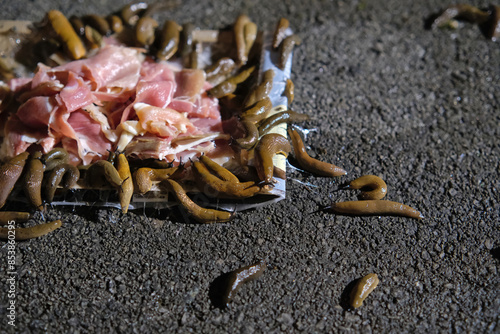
[174,69,206,101]
[134,102,195,138]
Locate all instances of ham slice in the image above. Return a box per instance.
[63,110,112,164]
[134,102,195,138]
[17,96,55,128]
[1,43,223,165]
[56,44,143,91]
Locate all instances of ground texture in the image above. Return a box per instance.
[1,0,499,333]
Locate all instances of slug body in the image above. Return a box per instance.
[199,155,239,183]
[288,128,346,177]
[83,14,111,36]
[234,15,252,65]
[244,69,274,108]
[222,260,267,307]
[279,34,301,69]
[116,153,134,213]
[328,200,424,219]
[42,148,69,171]
[135,16,158,47]
[273,17,289,48]
[0,212,30,225]
[121,2,149,26]
[23,152,45,211]
[350,273,379,309]
[205,57,236,85]
[85,160,123,189]
[209,65,256,99]
[164,179,234,223]
[432,4,490,29]
[244,21,257,58]
[254,133,291,185]
[157,20,182,61]
[0,220,63,240]
[134,166,183,194]
[179,22,195,62]
[241,97,272,123]
[348,175,388,200]
[107,15,124,33]
[284,78,294,104]
[235,119,259,149]
[44,163,80,203]
[258,109,309,136]
[192,160,260,198]
[0,152,29,209]
[47,10,86,60]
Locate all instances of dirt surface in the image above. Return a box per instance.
[1,0,499,333]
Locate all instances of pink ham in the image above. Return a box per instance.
[56,71,94,112]
[139,60,177,83]
[119,80,175,123]
[56,45,143,91]
[1,115,54,157]
[134,102,195,138]
[64,110,112,164]
[174,69,206,100]
[17,96,55,129]
[1,43,225,166]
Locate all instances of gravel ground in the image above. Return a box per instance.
[1,0,499,333]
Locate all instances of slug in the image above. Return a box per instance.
[82,14,111,36]
[192,160,260,198]
[326,200,424,219]
[240,97,273,123]
[0,152,29,209]
[234,15,252,65]
[235,119,259,149]
[279,34,301,69]
[287,127,347,177]
[0,212,30,226]
[44,163,80,203]
[205,57,236,86]
[431,4,490,30]
[156,20,182,61]
[346,175,388,200]
[116,153,134,213]
[107,15,124,33]
[23,152,45,211]
[273,17,289,48]
[349,273,379,309]
[220,260,267,307]
[244,21,258,59]
[209,65,256,99]
[285,78,294,104]
[133,166,184,194]
[163,179,234,224]
[254,133,291,185]
[121,1,149,26]
[199,155,240,183]
[47,10,86,60]
[480,5,500,40]
[244,69,274,108]
[258,109,309,136]
[135,16,158,47]
[69,15,85,36]
[41,148,69,171]
[85,160,123,189]
[180,22,195,65]
[0,220,63,241]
